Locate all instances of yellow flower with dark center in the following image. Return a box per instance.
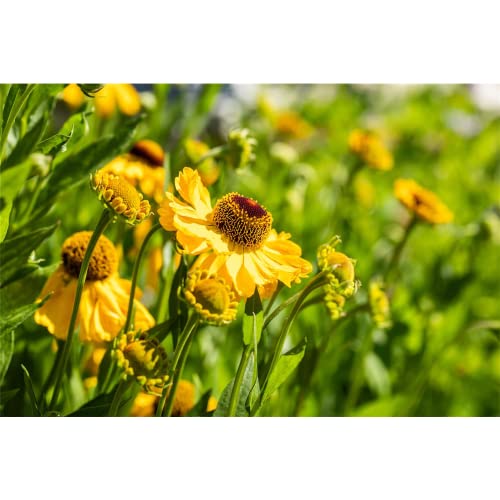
[91,170,152,225]
[34,232,155,342]
[274,111,313,139]
[226,128,257,169]
[130,380,218,416]
[184,138,220,186]
[184,267,239,325]
[62,84,141,117]
[348,129,393,171]
[114,332,169,391]
[317,237,359,320]
[369,280,392,329]
[394,179,454,224]
[158,167,312,298]
[101,140,166,204]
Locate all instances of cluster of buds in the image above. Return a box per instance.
[368,279,392,329]
[317,236,359,320]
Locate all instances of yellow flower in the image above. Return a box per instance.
[101,140,166,204]
[184,265,239,325]
[62,84,141,117]
[130,380,217,416]
[274,111,313,139]
[369,280,392,329]
[317,237,359,320]
[34,232,155,342]
[114,331,169,391]
[91,169,152,225]
[394,179,454,224]
[348,129,393,171]
[184,138,220,186]
[158,167,312,298]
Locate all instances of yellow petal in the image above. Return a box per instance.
[114,84,141,116]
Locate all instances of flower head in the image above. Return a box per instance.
[114,332,169,391]
[317,236,359,320]
[348,129,393,171]
[34,232,155,342]
[394,179,453,224]
[274,111,313,139]
[101,139,166,203]
[226,128,257,169]
[184,267,239,325]
[184,138,220,186]
[158,167,312,298]
[91,169,152,225]
[369,280,392,329]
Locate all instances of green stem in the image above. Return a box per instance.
[123,223,162,332]
[156,314,199,416]
[194,145,227,165]
[228,344,253,417]
[39,340,64,412]
[384,215,418,283]
[47,209,113,411]
[251,272,327,416]
[108,378,132,416]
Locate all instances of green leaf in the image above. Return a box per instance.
[0,330,14,385]
[0,160,32,241]
[67,386,126,417]
[21,364,41,416]
[47,111,90,163]
[0,297,47,337]
[2,110,50,170]
[214,353,255,417]
[1,85,24,134]
[243,288,263,346]
[364,352,391,397]
[349,396,408,417]
[262,338,307,406]
[0,223,57,287]
[36,114,142,211]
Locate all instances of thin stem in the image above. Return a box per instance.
[384,215,418,283]
[47,209,113,411]
[194,145,227,165]
[156,315,199,416]
[123,223,162,332]
[39,340,64,412]
[251,273,327,416]
[227,344,253,417]
[108,379,132,416]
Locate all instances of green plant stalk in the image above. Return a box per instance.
[123,223,162,332]
[384,215,418,283]
[108,378,133,416]
[194,145,227,165]
[0,84,36,163]
[47,209,113,411]
[251,272,327,416]
[162,327,196,417]
[156,314,199,416]
[227,344,253,416]
[39,340,64,413]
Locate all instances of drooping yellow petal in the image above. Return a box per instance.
[175,167,213,217]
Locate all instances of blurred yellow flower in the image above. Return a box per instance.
[369,280,392,329]
[158,167,312,298]
[114,331,169,391]
[91,169,152,225]
[62,84,141,117]
[102,140,166,204]
[274,111,313,139]
[130,380,218,416]
[394,179,453,224]
[34,232,155,342]
[348,129,393,171]
[184,138,220,186]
